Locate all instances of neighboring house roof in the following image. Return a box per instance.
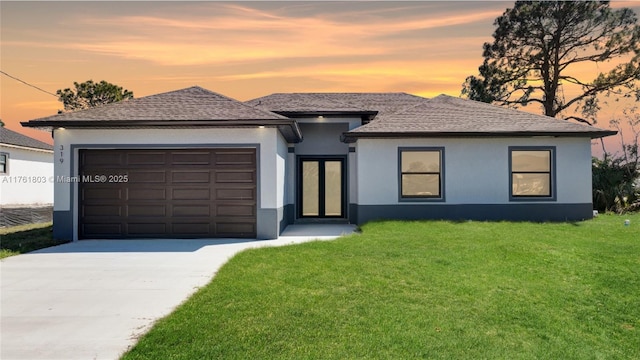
[343,94,617,141]
[246,92,425,120]
[0,127,53,151]
[21,86,302,142]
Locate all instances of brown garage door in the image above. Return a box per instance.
[79,148,256,239]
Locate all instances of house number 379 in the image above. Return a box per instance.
[59,145,64,163]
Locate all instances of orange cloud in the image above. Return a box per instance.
[61,4,498,66]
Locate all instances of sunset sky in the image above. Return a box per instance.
[2,1,639,156]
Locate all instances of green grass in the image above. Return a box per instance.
[0,222,68,259]
[122,214,640,360]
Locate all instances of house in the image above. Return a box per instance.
[21,86,616,240]
[0,127,54,227]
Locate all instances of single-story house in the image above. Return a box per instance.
[0,127,54,227]
[21,86,616,240]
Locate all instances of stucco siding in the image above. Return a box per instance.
[295,123,349,155]
[275,131,290,234]
[356,137,593,206]
[286,148,295,207]
[349,147,357,204]
[276,132,288,209]
[0,145,53,206]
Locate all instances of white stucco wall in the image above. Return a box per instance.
[349,148,357,204]
[0,145,54,206]
[276,132,288,209]
[356,137,593,205]
[286,149,295,207]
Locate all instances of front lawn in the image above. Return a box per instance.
[123,214,640,360]
[0,222,68,259]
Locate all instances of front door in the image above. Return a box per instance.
[298,157,346,218]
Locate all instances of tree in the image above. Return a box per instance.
[593,107,640,212]
[462,1,640,124]
[56,80,133,111]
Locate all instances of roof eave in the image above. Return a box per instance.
[341,130,618,143]
[0,142,54,153]
[275,110,378,118]
[21,119,304,143]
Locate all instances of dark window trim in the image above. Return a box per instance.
[508,146,557,201]
[0,152,8,175]
[398,147,445,202]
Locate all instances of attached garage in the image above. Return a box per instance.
[21,86,302,240]
[79,148,257,239]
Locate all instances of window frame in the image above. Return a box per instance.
[398,147,445,202]
[509,146,556,201]
[0,152,8,175]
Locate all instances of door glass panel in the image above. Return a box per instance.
[302,161,319,216]
[324,161,342,216]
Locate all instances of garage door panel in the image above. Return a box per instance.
[82,188,123,200]
[216,152,255,165]
[216,188,255,200]
[82,152,124,166]
[127,205,167,217]
[171,152,212,165]
[216,171,255,183]
[172,205,211,217]
[128,171,166,183]
[171,171,211,183]
[127,152,166,165]
[217,204,255,216]
[79,148,256,239]
[172,223,211,235]
[83,205,122,217]
[216,222,256,237]
[172,188,210,200]
[82,224,123,237]
[127,223,167,234]
[128,188,167,201]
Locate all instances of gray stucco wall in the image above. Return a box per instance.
[295,123,349,155]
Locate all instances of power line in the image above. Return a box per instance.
[0,70,58,97]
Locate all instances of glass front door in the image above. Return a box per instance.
[299,158,345,218]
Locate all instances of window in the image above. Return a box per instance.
[510,147,555,199]
[399,148,443,200]
[0,153,7,174]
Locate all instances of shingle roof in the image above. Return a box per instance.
[24,86,288,123]
[246,92,425,117]
[344,94,616,140]
[0,127,53,151]
[21,86,303,143]
[247,93,371,113]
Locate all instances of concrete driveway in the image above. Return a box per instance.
[0,224,356,360]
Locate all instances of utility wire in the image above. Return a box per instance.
[0,70,58,97]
